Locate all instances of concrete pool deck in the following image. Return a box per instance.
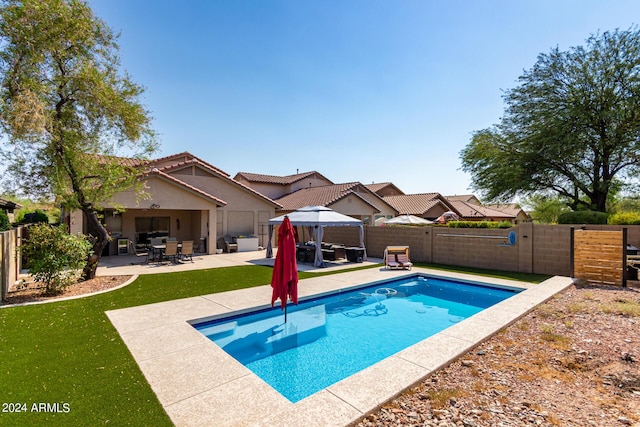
[106,268,574,427]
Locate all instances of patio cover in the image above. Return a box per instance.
[266,206,366,267]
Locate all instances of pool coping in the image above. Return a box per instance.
[105,268,574,427]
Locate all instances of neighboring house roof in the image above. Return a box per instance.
[145,153,282,209]
[485,203,530,221]
[383,193,458,217]
[484,203,526,216]
[446,194,482,205]
[233,171,333,186]
[275,182,388,213]
[94,154,150,168]
[449,200,515,220]
[365,182,405,196]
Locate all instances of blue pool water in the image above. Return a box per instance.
[193,274,519,402]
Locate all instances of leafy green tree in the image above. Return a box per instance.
[0,209,9,231]
[460,28,640,212]
[0,0,157,279]
[521,194,571,224]
[20,223,93,294]
[18,209,49,224]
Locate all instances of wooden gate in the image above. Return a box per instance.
[572,228,626,286]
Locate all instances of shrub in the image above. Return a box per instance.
[448,221,511,229]
[17,209,49,224]
[608,211,640,225]
[557,211,609,224]
[20,224,93,294]
[0,210,10,231]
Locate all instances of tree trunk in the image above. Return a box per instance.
[591,190,608,213]
[80,207,109,281]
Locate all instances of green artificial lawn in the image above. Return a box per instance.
[0,263,548,426]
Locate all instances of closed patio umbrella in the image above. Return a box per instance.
[270,216,298,322]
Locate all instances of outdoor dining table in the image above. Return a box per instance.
[151,243,182,262]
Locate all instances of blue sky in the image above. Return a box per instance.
[90,0,640,197]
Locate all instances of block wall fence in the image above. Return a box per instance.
[322,224,640,277]
[4,223,638,299]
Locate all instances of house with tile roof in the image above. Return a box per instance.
[446,194,482,205]
[484,203,530,224]
[444,195,527,224]
[273,182,398,225]
[235,171,398,225]
[233,171,333,200]
[67,152,281,255]
[382,193,460,221]
[447,199,516,223]
[365,182,405,197]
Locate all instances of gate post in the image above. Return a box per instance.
[623,227,628,288]
[570,227,574,278]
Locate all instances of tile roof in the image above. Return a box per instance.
[275,182,381,212]
[446,194,480,203]
[485,203,527,217]
[93,154,151,168]
[449,200,515,219]
[150,152,229,177]
[382,193,453,216]
[146,169,227,206]
[234,171,333,185]
[152,158,282,209]
[365,182,405,195]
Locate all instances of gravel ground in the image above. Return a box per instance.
[357,283,640,427]
[2,275,131,305]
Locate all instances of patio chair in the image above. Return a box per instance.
[163,241,179,263]
[384,247,401,269]
[150,237,164,246]
[180,240,194,262]
[384,246,411,270]
[128,240,150,263]
[396,252,413,270]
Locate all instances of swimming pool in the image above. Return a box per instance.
[193,274,520,402]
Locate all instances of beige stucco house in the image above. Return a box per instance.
[233,171,334,199]
[234,171,398,225]
[382,193,460,222]
[68,152,281,255]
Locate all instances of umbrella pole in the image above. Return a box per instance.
[285,282,290,323]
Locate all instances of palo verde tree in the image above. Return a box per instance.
[0,0,157,279]
[460,27,640,212]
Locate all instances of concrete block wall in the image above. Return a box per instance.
[322,223,581,276]
[321,227,364,249]
[431,228,519,272]
[530,225,572,276]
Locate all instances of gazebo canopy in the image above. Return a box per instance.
[268,206,363,227]
[266,206,366,267]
